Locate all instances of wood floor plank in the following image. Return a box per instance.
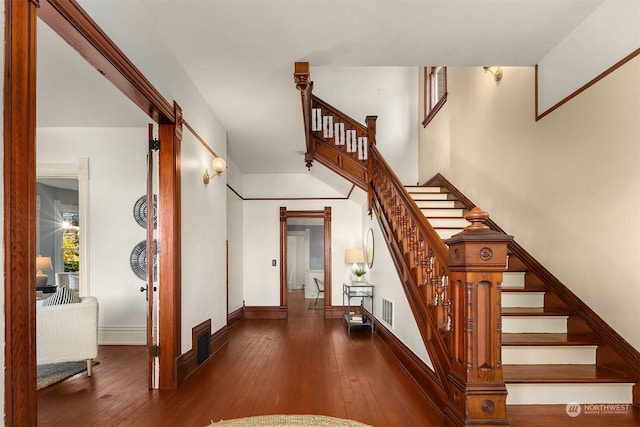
[37,290,637,426]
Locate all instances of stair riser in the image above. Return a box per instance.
[502,272,526,289]
[502,293,544,308]
[502,316,568,333]
[405,187,443,194]
[420,208,464,217]
[506,383,633,405]
[427,218,469,228]
[436,229,463,240]
[414,200,457,208]
[502,346,596,365]
[410,193,450,201]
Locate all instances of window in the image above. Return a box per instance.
[422,66,447,127]
[62,211,80,272]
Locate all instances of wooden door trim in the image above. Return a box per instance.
[4,0,183,421]
[4,0,39,424]
[279,207,332,314]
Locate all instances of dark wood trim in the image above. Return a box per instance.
[535,48,640,121]
[374,319,447,410]
[176,322,229,386]
[322,207,332,313]
[158,104,183,389]
[227,307,244,328]
[229,184,351,201]
[324,305,343,319]
[4,0,39,424]
[38,0,174,124]
[243,306,288,320]
[279,207,332,316]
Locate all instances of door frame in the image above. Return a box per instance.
[279,207,331,313]
[4,1,182,423]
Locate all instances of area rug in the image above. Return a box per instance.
[37,360,98,390]
[308,299,324,310]
[207,414,371,427]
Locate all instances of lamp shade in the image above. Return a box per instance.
[36,256,53,272]
[212,157,227,174]
[344,248,364,264]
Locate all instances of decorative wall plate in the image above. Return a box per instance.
[133,194,157,229]
[129,240,157,281]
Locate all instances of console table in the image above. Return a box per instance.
[342,283,374,335]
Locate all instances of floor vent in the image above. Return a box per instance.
[382,299,393,327]
[193,320,212,365]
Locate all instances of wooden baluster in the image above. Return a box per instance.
[443,207,513,426]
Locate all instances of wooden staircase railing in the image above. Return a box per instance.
[294,62,513,425]
[294,62,371,190]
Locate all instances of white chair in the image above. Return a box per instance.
[36,296,99,376]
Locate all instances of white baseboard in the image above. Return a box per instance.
[98,326,146,345]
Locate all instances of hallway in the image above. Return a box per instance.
[37,291,639,426]
[37,291,442,426]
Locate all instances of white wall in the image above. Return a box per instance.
[312,67,419,185]
[361,208,432,367]
[419,60,640,349]
[80,0,229,352]
[242,198,363,307]
[181,131,228,351]
[227,158,244,313]
[537,1,640,114]
[37,127,149,343]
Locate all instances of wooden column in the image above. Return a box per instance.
[443,207,512,426]
[293,62,314,170]
[158,102,183,389]
[4,0,39,424]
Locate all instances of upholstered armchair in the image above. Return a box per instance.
[36,296,99,376]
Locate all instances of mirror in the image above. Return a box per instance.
[365,228,374,269]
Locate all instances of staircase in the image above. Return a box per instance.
[294,62,639,423]
[405,184,637,406]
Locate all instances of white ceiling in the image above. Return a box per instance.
[37,0,605,174]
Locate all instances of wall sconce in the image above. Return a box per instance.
[203,157,228,184]
[483,66,503,82]
[36,255,53,287]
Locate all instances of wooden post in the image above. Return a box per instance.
[443,207,513,426]
[293,62,314,169]
[365,116,376,217]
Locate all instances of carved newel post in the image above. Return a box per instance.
[443,207,513,426]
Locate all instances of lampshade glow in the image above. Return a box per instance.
[212,157,227,174]
[344,248,364,264]
[36,256,53,272]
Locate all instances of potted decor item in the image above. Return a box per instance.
[353,269,366,282]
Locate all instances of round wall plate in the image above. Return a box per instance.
[133,195,157,229]
[130,240,157,281]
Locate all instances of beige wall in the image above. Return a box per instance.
[419,58,640,350]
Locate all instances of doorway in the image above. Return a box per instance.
[279,207,332,315]
[4,2,183,423]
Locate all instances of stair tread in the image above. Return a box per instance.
[503,364,635,383]
[502,307,571,316]
[501,288,546,293]
[502,333,600,346]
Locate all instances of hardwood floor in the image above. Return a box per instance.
[37,290,639,426]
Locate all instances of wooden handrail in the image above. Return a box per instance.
[293,64,513,421]
[369,144,452,393]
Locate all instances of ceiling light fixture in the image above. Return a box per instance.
[483,66,503,82]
